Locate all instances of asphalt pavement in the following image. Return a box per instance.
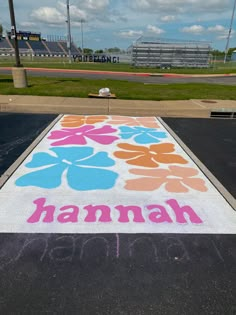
[1,67,236,84]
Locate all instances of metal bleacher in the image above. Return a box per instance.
[1,32,80,58]
[0,38,11,49]
[26,41,49,56]
[0,38,14,55]
[131,37,211,68]
[59,41,80,56]
[17,40,29,49]
[44,41,65,56]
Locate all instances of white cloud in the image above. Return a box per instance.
[208,25,227,32]
[206,24,235,40]
[30,7,65,25]
[181,25,205,35]
[83,0,110,11]
[161,15,176,22]
[19,22,36,28]
[0,0,234,50]
[117,30,143,38]
[180,23,235,40]
[129,0,231,14]
[147,24,165,35]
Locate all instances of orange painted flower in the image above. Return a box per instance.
[125,166,208,193]
[61,115,108,128]
[114,143,188,168]
[108,116,160,128]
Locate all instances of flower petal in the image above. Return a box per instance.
[165,179,189,193]
[149,131,167,139]
[125,177,164,191]
[50,135,87,146]
[133,127,156,132]
[86,115,108,125]
[67,165,118,190]
[168,165,199,177]
[182,178,208,192]
[87,125,117,134]
[136,117,160,128]
[86,134,119,145]
[127,155,158,168]
[150,143,175,153]
[48,129,73,140]
[134,133,161,144]
[15,164,66,189]
[76,152,115,167]
[154,153,188,165]
[108,116,136,125]
[74,125,95,133]
[25,152,59,168]
[119,133,134,140]
[117,143,148,153]
[114,151,143,159]
[61,116,85,127]
[50,147,94,163]
[119,126,137,133]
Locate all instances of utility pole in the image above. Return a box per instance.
[8,0,27,88]
[8,0,21,67]
[81,19,84,61]
[66,0,72,63]
[224,0,236,63]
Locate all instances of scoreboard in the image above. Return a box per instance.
[8,31,41,41]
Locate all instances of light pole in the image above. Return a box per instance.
[8,0,27,88]
[224,0,236,63]
[8,0,21,67]
[66,0,72,63]
[81,19,84,61]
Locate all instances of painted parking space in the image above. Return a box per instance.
[0,115,235,234]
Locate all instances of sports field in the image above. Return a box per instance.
[0,57,236,74]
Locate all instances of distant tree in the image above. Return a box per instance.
[83,48,93,54]
[211,49,224,57]
[107,47,121,53]
[95,49,104,54]
[227,47,236,56]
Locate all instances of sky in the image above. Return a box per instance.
[0,0,236,51]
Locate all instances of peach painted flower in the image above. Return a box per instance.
[114,143,188,168]
[125,166,208,193]
[61,115,108,128]
[108,116,160,128]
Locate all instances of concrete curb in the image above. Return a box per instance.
[0,95,236,118]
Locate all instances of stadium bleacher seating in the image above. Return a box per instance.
[59,41,80,55]
[27,41,48,55]
[11,40,29,50]
[1,32,81,58]
[44,41,65,56]
[0,38,11,49]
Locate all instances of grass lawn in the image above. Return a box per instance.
[0,75,236,101]
[0,58,236,74]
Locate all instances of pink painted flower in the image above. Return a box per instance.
[48,125,119,146]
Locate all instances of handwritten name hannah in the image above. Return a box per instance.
[27,198,203,225]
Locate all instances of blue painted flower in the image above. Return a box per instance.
[119,126,167,144]
[15,147,118,190]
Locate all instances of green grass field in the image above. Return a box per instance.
[1,75,236,100]
[0,57,236,74]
